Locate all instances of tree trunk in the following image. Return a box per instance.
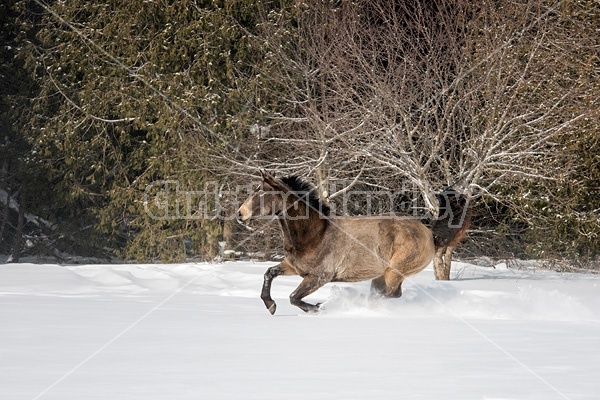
[0,190,10,246]
[263,224,272,261]
[10,192,25,263]
[433,246,455,280]
[222,220,233,249]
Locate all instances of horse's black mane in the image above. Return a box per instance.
[280,176,331,215]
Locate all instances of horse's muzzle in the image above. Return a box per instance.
[236,211,245,225]
[236,211,255,231]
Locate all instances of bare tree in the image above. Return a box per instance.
[234,0,597,278]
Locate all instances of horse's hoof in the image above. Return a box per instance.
[308,303,323,314]
[266,302,277,315]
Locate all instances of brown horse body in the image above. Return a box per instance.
[237,174,468,314]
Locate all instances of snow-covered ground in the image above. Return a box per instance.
[1,260,599,400]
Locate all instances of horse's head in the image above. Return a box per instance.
[237,172,286,224]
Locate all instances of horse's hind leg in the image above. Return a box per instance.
[384,268,404,298]
[372,268,404,298]
[261,259,296,315]
[290,274,330,313]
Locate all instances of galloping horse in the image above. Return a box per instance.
[237,173,469,314]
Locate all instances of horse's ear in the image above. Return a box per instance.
[261,170,283,190]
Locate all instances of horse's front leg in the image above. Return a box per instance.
[290,274,331,313]
[261,260,296,315]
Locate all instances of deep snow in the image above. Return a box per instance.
[1,261,599,400]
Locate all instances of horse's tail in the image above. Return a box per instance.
[431,188,471,249]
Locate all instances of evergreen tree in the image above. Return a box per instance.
[1,0,62,260]
[21,0,284,261]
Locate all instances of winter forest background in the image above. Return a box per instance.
[0,0,598,269]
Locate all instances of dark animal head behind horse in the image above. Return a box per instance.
[433,187,471,248]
